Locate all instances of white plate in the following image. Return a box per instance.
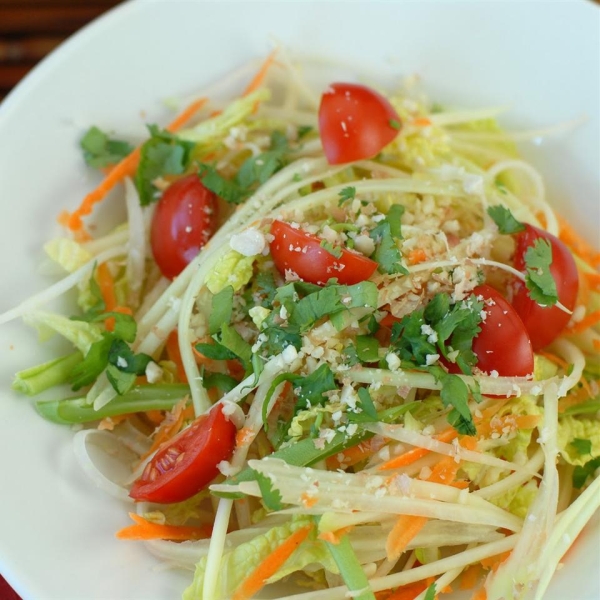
[0,1,598,599]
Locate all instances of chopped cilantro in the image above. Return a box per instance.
[356,335,380,363]
[217,323,253,372]
[135,125,194,206]
[194,342,238,361]
[320,240,343,258]
[202,372,238,393]
[573,456,600,488]
[342,343,360,367]
[209,286,234,335]
[297,125,314,139]
[370,208,408,276]
[199,130,289,205]
[357,387,378,420]
[571,438,592,456]
[254,471,284,510]
[80,126,134,169]
[338,186,356,206]
[487,205,525,234]
[389,118,402,130]
[439,373,476,435]
[294,364,337,412]
[524,238,558,306]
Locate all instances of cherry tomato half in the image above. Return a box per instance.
[511,224,579,350]
[269,220,378,285]
[150,174,218,279]
[129,406,236,504]
[318,82,401,165]
[468,285,534,377]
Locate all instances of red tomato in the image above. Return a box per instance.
[269,220,378,285]
[511,224,579,350]
[130,406,236,504]
[442,285,534,378]
[150,174,218,279]
[318,82,401,165]
[470,285,534,377]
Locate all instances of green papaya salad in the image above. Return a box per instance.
[3,50,600,600]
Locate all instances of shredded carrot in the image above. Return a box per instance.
[480,550,511,572]
[407,248,428,265]
[413,117,432,127]
[300,492,318,508]
[442,584,453,594]
[565,310,600,335]
[377,428,458,471]
[243,48,278,97]
[97,413,129,431]
[558,215,600,268]
[584,270,600,291]
[140,398,189,461]
[460,565,482,590]
[558,381,597,413]
[471,587,487,600]
[166,330,188,384]
[231,524,312,600]
[145,410,165,426]
[317,525,354,545]
[385,581,430,600]
[326,437,384,470]
[116,513,211,541]
[386,515,428,560]
[594,339,600,351]
[578,270,591,309]
[61,97,208,234]
[97,262,117,311]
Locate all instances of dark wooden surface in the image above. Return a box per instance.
[0,0,122,101]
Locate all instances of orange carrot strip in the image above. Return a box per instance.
[480,550,511,571]
[594,339,600,351]
[407,248,427,265]
[413,117,432,127]
[385,581,430,600]
[558,215,600,267]
[140,398,188,460]
[97,413,130,431]
[584,270,600,291]
[97,262,118,311]
[471,587,487,600]
[243,48,278,97]
[165,97,207,133]
[116,513,211,541]
[166,330,189,384]
[578,269,591,309]
[565,310,600,335]
[377,428,458,471]
[317,525,354,545]
[326,437,384,470]
[231,524,312,600]
[145,410,165,426]
[386,515,429,560]
[62,97,208,233]
[460,565,482,590]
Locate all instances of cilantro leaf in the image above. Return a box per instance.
[202,372,239,393]
[254,270,277,307]
[294,364,337,412]
[573,456,600,488]
[297,125,313,139]
[370,211,408,276]
[357,387,378,420]
[338,186,356,206]
[209,286,234,335]
[261,323,302,355]
[571,438,592,456]
[254,471,284,511]
[70,336,113,391]
[320,240,343,258]
[389,119,402,131]
[194,342,238,361]
[135,125,194,205]
[356,335,380,363]
[391,311,437,364]
[342,343,360,367]
[524,238,559,306]
[80,126,134,169]
[70,268,106,321]
[440,373,476,436]
[107,339,152,374]
[199,130,289,205]
[487,205,525,234]
[105,365,137,395]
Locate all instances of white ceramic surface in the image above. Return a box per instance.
[0,1,598,599]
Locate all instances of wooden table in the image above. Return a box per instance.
[0,0,121,102]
